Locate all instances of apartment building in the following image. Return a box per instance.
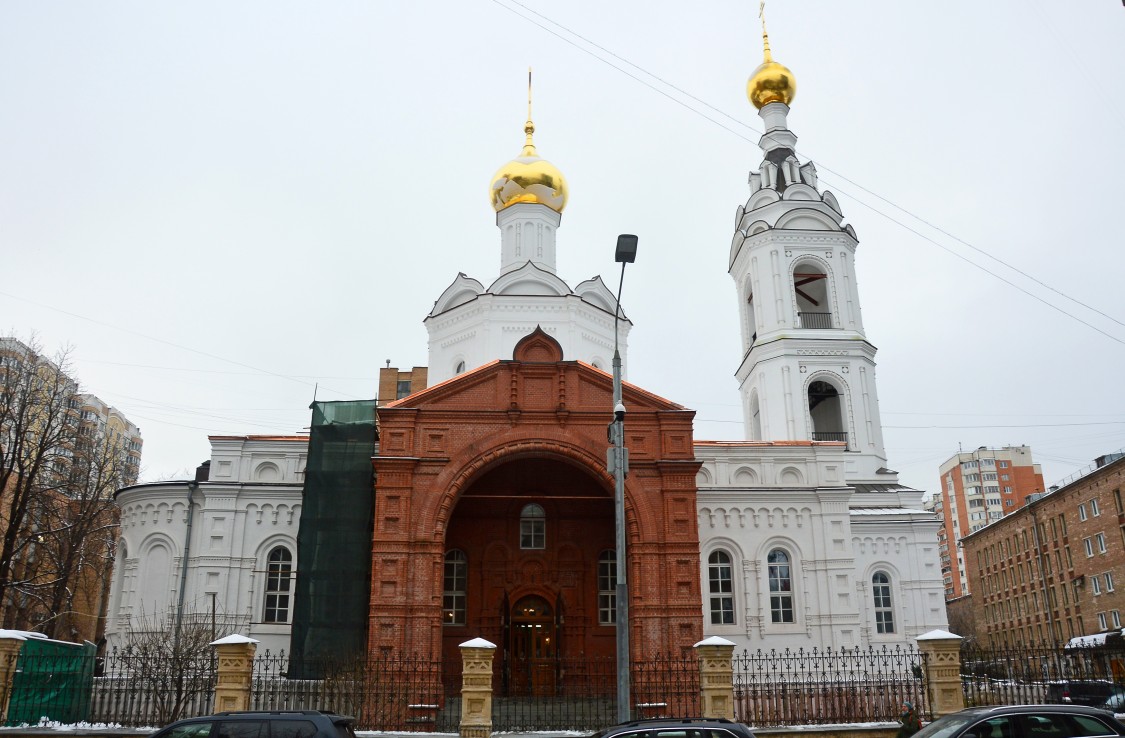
[963,453,1125,646]
[929,446,1044,599]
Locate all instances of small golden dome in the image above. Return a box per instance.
[746,10,796,109]
[490,119,568,213]
[747,59,796,109]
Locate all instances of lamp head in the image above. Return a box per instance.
[615,234,638,264]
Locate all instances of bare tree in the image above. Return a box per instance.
[0,337,80,625]
[117,609,216,724]
[0,336,137,638]
[26,424,128,639]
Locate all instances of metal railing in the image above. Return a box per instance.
[812,431,848,444]
[962,641,1125,707]
[252,650,456,732]
[798,312,834,329]
[732,646,927,726]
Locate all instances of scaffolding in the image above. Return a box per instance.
[288,400,377,677]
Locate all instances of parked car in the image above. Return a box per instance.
[914,704,1125,738]
[590,717,756,738]
[149,710,357,738]
[1101,692,1125,713]
[1045,680,1125,706]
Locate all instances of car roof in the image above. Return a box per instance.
[954,704,1120,718]
[174,710,355,723]
[601,718,751,734]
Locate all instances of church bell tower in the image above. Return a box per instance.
[729,20,893,483]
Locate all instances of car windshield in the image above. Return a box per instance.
[913,713,978,738]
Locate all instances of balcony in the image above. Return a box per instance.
[812,431,848,444]
[798,312,833,329]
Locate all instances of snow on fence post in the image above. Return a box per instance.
[211,634,259,713]
[917,630,965,718]
[0,631,26,724]
[695,636,736,720]
[459,638,496,738]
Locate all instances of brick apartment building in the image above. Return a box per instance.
[962,452,1125,647]
[930,446,1044,599]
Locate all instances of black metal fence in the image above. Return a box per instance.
[252,651,457,731]
[962,641,1125,707]
[7,643,943,731]
[732,646,928,726]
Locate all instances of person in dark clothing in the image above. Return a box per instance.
[897,700,922,738]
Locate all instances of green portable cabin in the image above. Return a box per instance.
[5,633,96,725]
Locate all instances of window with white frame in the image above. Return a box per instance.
[263,547,293,623]
[443,550,467,625]
[1092,499,1101,516]
[520,503,545,549]
[1079,504,1088,521]
[598,550,616,625]
[1085,538,1095,557]
[1098,533,1107,554]
[1094,576,1103,595]
[767,549,795,623]
[1114,611,1122,628]
[872,571,895,634]
[708,551,735,625]
[1099,612,1109,630]
[1107,572,1116,592]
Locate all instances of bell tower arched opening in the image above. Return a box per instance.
[793,262,831,329]
[808,379,847,446]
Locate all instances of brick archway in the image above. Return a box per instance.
[369,353,704,677]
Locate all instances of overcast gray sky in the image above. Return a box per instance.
[2,1,1122,496]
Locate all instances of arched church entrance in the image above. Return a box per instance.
[442,454,615,695]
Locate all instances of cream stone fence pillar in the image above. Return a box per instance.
[211,634,259,713]
[0,631,27,723]
[695,636,736,720]
[459,638,496,738]
[917,630,964,718]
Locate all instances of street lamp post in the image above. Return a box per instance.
[610,234,637,723]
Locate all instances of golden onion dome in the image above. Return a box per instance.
[747,59,796,109]
[490,118,569,214]
[746,15,796,109]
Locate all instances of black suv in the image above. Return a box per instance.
[1045,680,1125,707]
[150,710,357,738]
[591,717,756,738]
[914,704,1125,738]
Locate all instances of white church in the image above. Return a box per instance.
[105,25,947,658]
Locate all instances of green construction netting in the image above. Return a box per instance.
[289,399,376,677]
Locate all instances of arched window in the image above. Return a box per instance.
[455,360,466,374]
[808,379,847,445]
[793,263,831,328]
[263,547,293,623]
[745,287,758,347]
[767,549,795,623]
[520,503,545,549]
[598,550,616,625]
[708,551,735,625]
[873,571,895,633]
[749,391,763,441]
[443,550,467,625]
